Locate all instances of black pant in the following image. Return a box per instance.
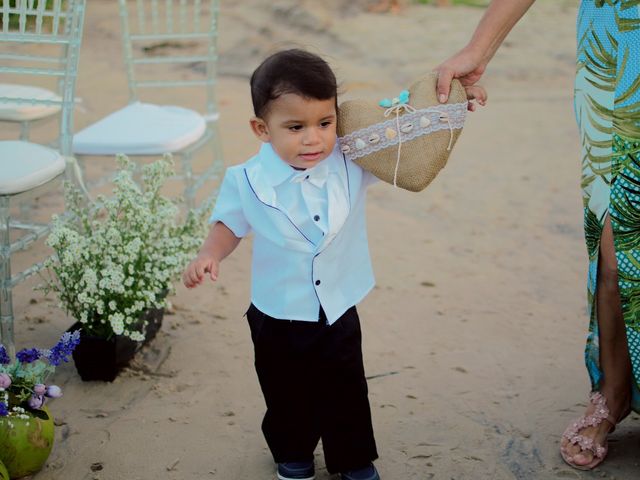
[246,304,378,474]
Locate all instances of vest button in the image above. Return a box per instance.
[313,215,320,221]
[315,280,321,286]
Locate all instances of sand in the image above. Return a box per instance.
[5,0,639,479]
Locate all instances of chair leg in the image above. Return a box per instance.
[19,199,32,223]
[18,120,34,221]
[72,154,93,191]
[181,151,196,210]
[211,121,224,172]
[204,122,224,206]
[19,120,30,141]
[0,196,15,358]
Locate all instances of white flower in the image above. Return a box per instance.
[109,313,125,335]
[129,331,145,342]
[40,155,208,339]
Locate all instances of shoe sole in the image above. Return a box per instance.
[560,445,606,471]
[341,476,380,480]
[560,450,605,471]
[277,474,315,480]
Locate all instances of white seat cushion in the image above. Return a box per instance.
[0,141,66,195]
[72,102,207,155]
[0,84,62,122]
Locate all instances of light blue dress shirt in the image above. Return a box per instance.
[210,142,378,325]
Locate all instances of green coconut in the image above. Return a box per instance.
[0,459,9,480]
[0,407,55,479]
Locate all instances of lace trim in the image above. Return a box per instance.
[338,102,467,161]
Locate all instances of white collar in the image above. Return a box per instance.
[245,142,346,210]
[258,143,294,187]
[289,161,330,188]
[258,142,340,189]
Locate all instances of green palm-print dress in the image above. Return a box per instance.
[576,0,640,411]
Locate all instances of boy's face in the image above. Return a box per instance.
[250,93,337,170]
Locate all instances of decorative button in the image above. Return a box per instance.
[420,116,431,128]
[400,122,414,133]
[305,175,309,180]
[355,138,366,150]
[341,144,351,154]
[313,215,320,221]
[315,280,321,286]
[368,133,380,144]
[385,128,397,140]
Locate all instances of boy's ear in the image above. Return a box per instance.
[250,117,271,143]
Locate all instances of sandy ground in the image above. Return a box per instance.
[4,0,640,479]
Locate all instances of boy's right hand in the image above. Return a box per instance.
[182,254,220,288]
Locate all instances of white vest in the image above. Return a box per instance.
[210,143,376,325]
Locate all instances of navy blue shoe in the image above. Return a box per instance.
[340,463,380,480]
[276,461,315,480]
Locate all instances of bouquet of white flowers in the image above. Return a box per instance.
[41,155,208,341]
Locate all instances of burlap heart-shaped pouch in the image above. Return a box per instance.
[337,73,467,192]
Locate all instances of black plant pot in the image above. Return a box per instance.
[68,307,164,382]
[141,306,164,346]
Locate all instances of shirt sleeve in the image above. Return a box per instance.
[209,168,252,238]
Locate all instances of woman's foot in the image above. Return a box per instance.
[560,390,630,469]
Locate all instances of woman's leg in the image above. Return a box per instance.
[562,216,632,466]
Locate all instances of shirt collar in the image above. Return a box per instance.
[258,143,295,187]
[289,161,329,188]
[259,142,338,189]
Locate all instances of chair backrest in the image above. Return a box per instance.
[0,0,86,155]
[118,0,219,119]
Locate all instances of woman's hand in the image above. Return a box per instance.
[434,48,488,111]
[433,0,538,110]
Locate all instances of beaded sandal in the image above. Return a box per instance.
[560,392,622,470]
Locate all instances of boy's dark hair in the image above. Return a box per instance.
[250,49,338,118]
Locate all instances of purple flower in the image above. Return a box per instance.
[0,373,11,389]
[33,384,46,396]
[41,330,81,366]
[45,385,62,398]
[0,401,7,416]
[27,394,45,409]
[16,348,41,364]
[0,345,9,365]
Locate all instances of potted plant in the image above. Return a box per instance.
[0,332,80,479]
[40,155,208,381]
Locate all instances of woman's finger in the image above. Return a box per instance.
[435,66,455,103]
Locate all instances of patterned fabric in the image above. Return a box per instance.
[576,0,640,411]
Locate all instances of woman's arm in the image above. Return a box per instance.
[435,0,537,104]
